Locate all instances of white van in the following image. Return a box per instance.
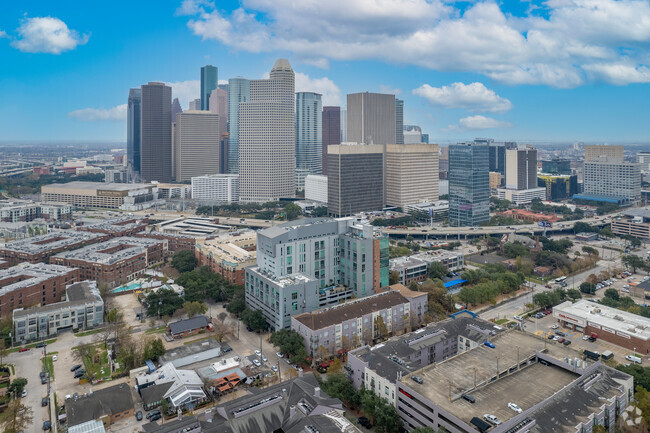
[513,315,523,321]
[625,355,642,364]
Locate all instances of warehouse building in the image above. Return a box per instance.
[553,299,650,354]
[50,237,167,287]
[0,230,108,265]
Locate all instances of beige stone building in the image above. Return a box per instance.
[385,143,439,208]
[584,145,623,162]
[489,171,502,190]
[173,110,220,182]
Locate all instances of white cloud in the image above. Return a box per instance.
[378,85,402,95]
[218,79,228,85]
[413,82,513,113]
[176,0,214,16]
[295,72,342,106]
[445,115,513,131]
[0,29,7,39]
[165,80,200,109]
[182,0,650,87]
[68,104,126,122]
[11,17,88,54]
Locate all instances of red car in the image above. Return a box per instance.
[557,338,565,343]
[18,347,30,352]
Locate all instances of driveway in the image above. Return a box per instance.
[11,347,49,433]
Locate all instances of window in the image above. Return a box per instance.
[292,302,298,311]
[385,386,389,395]
[292,292,298,300]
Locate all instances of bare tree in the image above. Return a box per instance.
[3,399,33,433]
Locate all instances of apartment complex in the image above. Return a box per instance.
[239,59,295,202]
[135,232,197,253]
[195,230,257,285]
[245,218,389,330]
[385,143,439,208]
[389,250,464,286]
[13,280,104,343]
[76,217,148,238]
[347,92,396,145]
[291,291,421,358]
[578,159,640,204]
[41,181,160,210]
[304,174,328,204]
[327,143,384,217]
[173,111,220,182]
[0,230,107,265]
[191,174,239,203]
[0,200,71,222]
[0,263,79,317]
[449,141,490,226]
[50,236,166,287]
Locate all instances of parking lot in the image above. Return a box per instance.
[527,312,646,366]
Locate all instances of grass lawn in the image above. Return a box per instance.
[43,356,55,379]
[494,318,509,325]
[74,328,104,337]
[10,338,57,353]
[145,326,167,335]
[182,335,217,345]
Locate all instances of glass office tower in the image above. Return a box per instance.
[200,65,218,111]
[227,77,250,174]
[449,141,490,226]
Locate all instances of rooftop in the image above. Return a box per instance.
[0,230,105,254]
[42,181,153,192]
[387,283,427,299]
[66,383,134,427]
[390,249,464,269]
[76,217,148,234]
[198,231,257,264]
[13,280,103,318]
[0,263,77,296]
[52,236,165,265]
[293,291,409,331]
[168,315,209,335]
[553,299,650,341]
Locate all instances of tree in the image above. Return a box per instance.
[573,222,597,234]
[581,246,598,256]
[389,270,400,285]
[3,400,33,433]
[171,250,197,273]
[145,288,184,317]
[622,254,645,273]
[182,301,208,317]
[374,316,389,340]
[312,206,328,217]
[579,282,597,295]
[270,329,306,358]
[604,288,620,301]
[8,377,28,397]
[142,337,166,361]
[283,202,302,220]
[503,242,530,259]
[240,308,267,332]
[328,357,343,374]
[217,312,227,324]
[566,288,582,301]
[0,340,8,366]
[427,262,447,280]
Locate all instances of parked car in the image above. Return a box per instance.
[146,410,161,420]
[484,414,502,425]
[253,359,262,367]
[70,364,82,372]
[18,347,30,352]
[563,340,572,346]
[149,413,162,422]
[43,421,51,431]
[357,417,372,429]
[42,397,49,407]
[557,338,565,343]
[35,342,46,348]
[261,355,268,362]
[21,390,27,398]
[74,370,85,379]
[277,352,283,358]
[484,341,495,349]
[462,394,476,403]
[136,411,143,421]
[52,355,57,362]
[271,365,278,372]
[508,402,522,413]
[255,350,262,356]
[547,334,555,340]
[551,324,559,329]
[411,376,424,384]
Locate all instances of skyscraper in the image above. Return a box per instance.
[395,98,404,144]
[340,109,347,142]
[173,111,220,182]
[189,99,201,111]
[584,145,623,162]
[127,88,141,178]
[140,82,172,182]
[239,59,295,202]
[449,141,490,226]
[295,92,322,189]
[322,106,341,176]
[505,147,538,190]
[209,88,228,139]
[403,125,423,144]
[171,98,183,123]
[227,77,250,174]
[385,143,439,208]
[200,65,218,111]
[347,92,396,145]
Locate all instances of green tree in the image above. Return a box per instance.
[227,295,246,315]
[622,254,645,273]
[604,288,620,301]
[573,222,597,234]
[503,242,530,259]
[389,270,401,285]
[374,316,389,340]
[3,399,34,433]
[427,262,447,280]
[581,246,598,256]
[171,250,197,273]
[241,308,267,331]
[8,377,28,397]
[312,206,328,217]
[270,329,307,358]
[182,301,208,317]
[142,338,166,361]
[566,288,582,301]
[145,288,184,317]
[283,202,303,220]
[579,282,597,295]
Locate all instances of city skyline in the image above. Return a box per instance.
[0,0,648,143]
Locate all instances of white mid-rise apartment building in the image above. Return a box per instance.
[191,174,239,203]
[305,175,328,204]
[581,160,641,204]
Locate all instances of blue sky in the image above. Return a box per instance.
[0,0,649,143]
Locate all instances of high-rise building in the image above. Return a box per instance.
[538,174,578,200]
[191,174,239,203]
[328,143,384,217]
[347,92,396,145]
[171,98,183,123]
[200,65,218,111]
[227,77,250,174]
[239,59,295,202]
[140,82,172,182]
[189,99,201,111]
[584,145,623,162]
[578,160,640,204]
[127,88,141,178]
[422,133,429,144]
[449,141,490,226]
[173,111,220,182]
[505,146,538,190]
[488,140,504,175]
[403,125,422,144]
[385,143,439,208]
[637,152,650,174]
[541,158,571,175]
[295,92,323,190]
[209,88,228,140]
[245,218,389,330]
[305,174,328,204]
[395,99,404,145]
[321,106,341,176]
[340,109,347,142]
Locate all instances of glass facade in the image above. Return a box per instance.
[200,65,218,111]
[227,77,250,174]
[127,88,141,175]
[541,158,571,175]
[295,92,323,182]
[449,142,490,226]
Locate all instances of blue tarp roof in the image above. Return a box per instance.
[572,194,623,204]
[444,279,467,288]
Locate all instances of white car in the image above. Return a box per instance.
[52,355,57,361]
[261,355,268,362]
[276,352,283,358]
[271,365,278,372]
[582,335,589,340]
[253,359,262,367]
[508,402,522,413]
[484,414,501,425]
[255,350,262,357]
[21,390,27,398]
[551,324,559,329]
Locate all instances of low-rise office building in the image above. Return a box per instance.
[0,263,79,317]
[0,230,108,265]
[496,187,546,206]
[553,299,650,354]
[191,174,239,203]
[395,330,632,433]
[76,217,149,238]
[611,209,650,239]
[66,383,133,428]
[13,280,104,343]
[195,230,257,285]
[291,291,420,358]
[41,181,162,210]
[390,250,464,286]
[50,236,167,287]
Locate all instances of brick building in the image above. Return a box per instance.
[168,316,210,339]
[76,217,149,238]
[553,299,650,354]
[195,230,256,285]
[50,237,166,287]
[0,231,108,266]
[135,232,197,253]
[66,383,134,428]
[497,209,561,223]
[0,263,79,317]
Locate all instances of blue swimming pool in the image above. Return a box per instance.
[112,282,141,293]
